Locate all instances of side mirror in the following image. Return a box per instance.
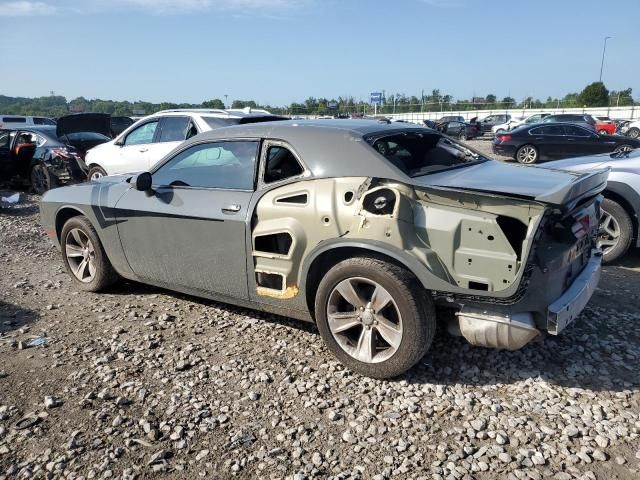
[132,172,152,191]
[114,138,124,146]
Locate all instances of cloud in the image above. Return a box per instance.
[0,1,57,16]
[0,0,308,16]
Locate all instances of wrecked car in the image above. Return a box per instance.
[0,113,112,194]
[39,120,607,378]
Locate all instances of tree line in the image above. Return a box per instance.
[0,82,635,119]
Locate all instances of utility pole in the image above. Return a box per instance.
[599,36,611,82]
[224,94,228,109]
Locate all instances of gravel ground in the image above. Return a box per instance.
[1,188,639,480]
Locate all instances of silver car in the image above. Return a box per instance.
[540,148,640,263]
[40,120,607,378]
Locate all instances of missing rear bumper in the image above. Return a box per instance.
[454,309,540,350]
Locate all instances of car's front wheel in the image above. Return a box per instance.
[627,127,639,139]
[599,198,633,264]
[516,144,539,164]
[88,165,107,181]
[60,216,119,291]
[314,257,436,378]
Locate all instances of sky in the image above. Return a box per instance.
[0,0,638,106]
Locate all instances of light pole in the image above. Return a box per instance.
[224,94,228,109]
[599,36,611,82]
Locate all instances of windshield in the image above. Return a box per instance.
[367,131,488,177]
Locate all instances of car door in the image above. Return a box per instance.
[144,116,198,170]
[563,125,611,156]
[114,139,259,299]
[0,129,13,176]
[528,125,564,159]
[114,120,160,173]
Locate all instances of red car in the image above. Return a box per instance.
[594,117,616,136]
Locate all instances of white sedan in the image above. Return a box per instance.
[84,109,285,180]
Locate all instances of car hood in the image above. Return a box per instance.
[539,149,640,171]
[56,113,112,138]
[410,160,608,206]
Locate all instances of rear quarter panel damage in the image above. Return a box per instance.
[249,176,547,311]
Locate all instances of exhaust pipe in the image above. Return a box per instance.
[454,308,540,350]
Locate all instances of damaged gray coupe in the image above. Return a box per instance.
[40,120,607,378]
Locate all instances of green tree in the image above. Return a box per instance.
[577,82,609,107]
[202,98,225,109]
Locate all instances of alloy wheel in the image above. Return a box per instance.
[598,210,620,255]
[65,228,97,283]
[517,146,537,163]
[613,144,633,155]
[90,171,104,181]
[326,277,403,364]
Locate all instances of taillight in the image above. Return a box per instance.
[496,134,511,143]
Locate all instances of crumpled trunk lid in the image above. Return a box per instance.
[56,113,112,139]
[410,161,609,206]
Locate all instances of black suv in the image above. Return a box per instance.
[479,114,511,134]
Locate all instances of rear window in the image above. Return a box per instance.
[367,131,488,177]
[63,132,111,141]
[33,117,56,125]
[2,117,26,123]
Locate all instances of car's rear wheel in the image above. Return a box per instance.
[516,144,538,164]
[30,163,58,194]
[627,127,639,139]
[314,257,436,378]
[495,128,505,135]
[613,144,634,155]
[598,198,633,264]
[458,130,467,141]
[88,165,107,181]
[61,216,118,292]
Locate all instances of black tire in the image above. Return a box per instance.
[613,144,634,155]
[60,216,119,292]
[599,198,633,264]
[314,256,436,379]
[30,163,58,194]
[88,165,107,181]
[515,144,539,164]
[458,130,467,141]
[627,127,639,139]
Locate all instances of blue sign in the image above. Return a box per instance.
[370,92,382,104]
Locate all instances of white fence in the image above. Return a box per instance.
[376,106,639,124]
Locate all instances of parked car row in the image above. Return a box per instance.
[0,109,286,193]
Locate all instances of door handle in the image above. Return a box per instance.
[139,148,148,152]
[222,204,241,214]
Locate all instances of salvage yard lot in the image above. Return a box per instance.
[1,190,639,479]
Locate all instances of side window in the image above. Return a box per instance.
[0,130,10,148]
[158,116,192,143]
[264,145,304,183]
[35,134,47,147]
[564,125,591,137]
[124,121,158,146]
[152,141,258,190]
[2,117,26,123]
